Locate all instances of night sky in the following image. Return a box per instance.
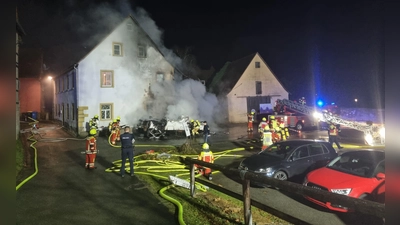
[17,0,385,108]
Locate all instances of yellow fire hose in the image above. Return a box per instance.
[105,147,246,225]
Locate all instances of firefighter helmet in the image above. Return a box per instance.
[89,129,97,136]
[202,143,209,150]
[94,115,99,119]
[113,119,117,123]
[251,112,254,115]
[116,116,120,121]
[190,119,194,122]
[270,116,275,120]
[262,117,266,121]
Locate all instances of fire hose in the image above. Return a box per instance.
[104,147,246,225]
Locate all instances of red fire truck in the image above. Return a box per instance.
[270,99,319,131]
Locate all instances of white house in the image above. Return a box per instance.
[54,15,178,136]
[209,52,289,123]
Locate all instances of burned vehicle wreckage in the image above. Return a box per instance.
[136,116,204,139]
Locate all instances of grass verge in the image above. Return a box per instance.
[134,145,292,225]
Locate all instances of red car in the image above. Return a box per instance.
[303,150,385,212]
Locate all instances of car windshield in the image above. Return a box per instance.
[327,153,376,177]
[260,143,293,159]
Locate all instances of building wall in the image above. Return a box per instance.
[16,32,20,139]
[227,54,288,123]
[19,78,41,113]
[55,17,175,136]
[54,69,77,131]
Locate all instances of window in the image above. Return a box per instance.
[255,62,260,68]
[127,23,133,31]
[100,103,113,120]
[112,42,123,56]
[156,73,164,82]
[138,45,147,58]
[67,104,69,119]
[293,146,310,160]
[72,103,75,120]
[67,75,69,90]
[100,70,114,88]
[309,144,324,156]
[256,81,262,95]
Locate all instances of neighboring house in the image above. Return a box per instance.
[19,78,41,115]
[16,7,26,139]
[209,52,289,123]
[54,15,178,136]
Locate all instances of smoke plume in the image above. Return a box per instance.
[66,0,225,129]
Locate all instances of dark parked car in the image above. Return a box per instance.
[238,140,338,184]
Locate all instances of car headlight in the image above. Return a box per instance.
[258,168,272,173]
[331,188,352,195]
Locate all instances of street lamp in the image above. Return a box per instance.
[354,98,358,107]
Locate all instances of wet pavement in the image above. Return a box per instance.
[16,121,384,225]
[16,121,177,225]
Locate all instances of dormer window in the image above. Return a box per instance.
[126,23,133,31]
[113,42,123,56]
[255,62,260,68]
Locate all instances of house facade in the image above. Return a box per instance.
[210,52,289,123]
[54,16,176,136]
[16,7,26,139]
[19,78,41,114]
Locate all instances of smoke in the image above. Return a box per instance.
[65,0,225,129]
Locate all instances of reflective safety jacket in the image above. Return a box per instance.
[247,114,254,123]
[85,136,97,154]
[329,124,338,136]
[258,121,269,130]
[198,150,214,163]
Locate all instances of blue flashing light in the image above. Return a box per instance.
[331,102,335,105]
[317,100,324,107]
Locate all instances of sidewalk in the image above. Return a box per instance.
[16,121,177,225]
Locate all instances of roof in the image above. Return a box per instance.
[209,52,289,96]
[58,14,184,77]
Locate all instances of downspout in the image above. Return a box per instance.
[74,63,79,134]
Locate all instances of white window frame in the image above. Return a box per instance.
[100,70,114,88]
[112,42,123,56]
[100,103,113,120]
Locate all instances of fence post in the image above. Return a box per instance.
[243,178,252,225]
[190,163,196,197]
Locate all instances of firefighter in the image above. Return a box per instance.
[192,120,200,137]
[269,116,281,142]
[195,143,215,180]
[89,115,99,129]
[279,123,287,141]
[110,119,121,145]
[247,111,255,132]
[85,128,98,169]
[328,122,343,150]
[258,117,269,140]
[116,116,121,126]
[262,128,273,151]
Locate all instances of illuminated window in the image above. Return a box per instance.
[113,42,123,56]
[256,81,262,95]
[138,45,147,58]
[255,62,260,68]
[100,70,114,88]
[100,103,113,120]
[67,104,69,119]
[156,73,164,82]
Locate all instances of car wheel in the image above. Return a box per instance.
[359,193,372,201]
[296,122,303,131]
[273,171,288,180]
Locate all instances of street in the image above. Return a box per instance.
[16,121,384,225]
